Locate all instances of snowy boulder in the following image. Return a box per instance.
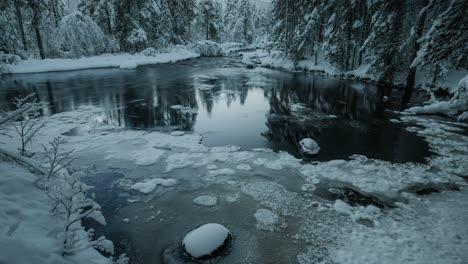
[299,138,320,156]
[120,61,137,69]
[182,223,232,260]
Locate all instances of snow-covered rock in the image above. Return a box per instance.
[299,138,320,155]
[182,223,231,259]
[193,195,218,207]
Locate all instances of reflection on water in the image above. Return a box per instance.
[0,57,432,162]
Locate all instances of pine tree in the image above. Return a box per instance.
[415,0,468,68]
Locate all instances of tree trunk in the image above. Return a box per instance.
[50,0,59,27]
[33,15,45,59]
[403,0,432,105]
[105,3,112,34]
[14,0,28,51]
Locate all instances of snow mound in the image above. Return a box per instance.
[299,138,320,155]
[130,178,177,194]
[182,223,231,259]
[193,195,218,207]
[119,61,137,69]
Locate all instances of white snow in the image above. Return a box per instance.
[0,162,112,264]
[5,50,200,74]
[182,223,231,258]
[170,131,185,136]
[299,138,320,155]
[119,61,137,69]
[406,74,468,120]
[130,178,178,194]
[193,195,218,207]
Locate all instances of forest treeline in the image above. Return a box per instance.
[1,0,467,90]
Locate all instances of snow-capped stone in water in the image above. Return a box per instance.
[170,131,185,136]
[194,195,218,207]
[299,138,320,155]
[182,223,232,260]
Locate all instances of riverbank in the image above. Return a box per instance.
[0,161,113,264]
[240,49,468,92]
[3,49,200,74]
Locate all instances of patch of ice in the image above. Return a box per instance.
[208,168,236,176]
[193,195,218,207]
[236,164,252,171]
[130,178,178,194]
[254,209,283,231]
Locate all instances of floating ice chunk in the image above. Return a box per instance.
[133,148,165,166]
[250,148,274,153]
[130,178,177,194]
[207,164,218,170]
[254,208,281,231]
[236,164,252,171]
[299,138,320,155]
[208,168,235,176]
[170,131,185,136]
[120,61,137,69]
[122,218,130,223]
[182,223,231,259]
[253,158,269,165]
[193,195,218,207]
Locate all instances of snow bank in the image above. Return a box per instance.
[407,75,468,121]
[182,223,231,259]
[241,49,337,74]
[0,162,112,264]
[5,50,200,74]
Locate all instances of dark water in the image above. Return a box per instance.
[0,56,432,162]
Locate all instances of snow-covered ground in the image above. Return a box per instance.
[5,49,200,74]
[0,162,112,264]
[0,104,467,263]
[406,74,468,121]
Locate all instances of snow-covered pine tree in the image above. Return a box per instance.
[58,11,107,57]
[198,0,222,41]
[362,0,404,84]
[414,0,468,68]
[79,0,115,35]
